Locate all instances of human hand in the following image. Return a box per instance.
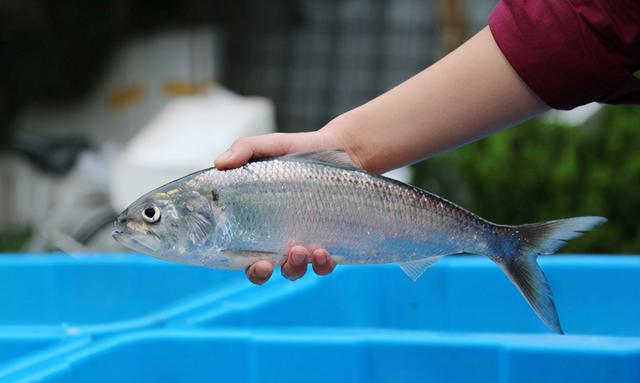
[245,246,336,285]
[215,129,350,284]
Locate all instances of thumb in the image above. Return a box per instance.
[214,133,293,170]
[215,132,326,170]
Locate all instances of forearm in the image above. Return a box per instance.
[323,26,548,174]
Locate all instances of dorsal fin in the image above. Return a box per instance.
[262,150,362,171]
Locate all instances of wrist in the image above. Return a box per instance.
[320,110,371,171]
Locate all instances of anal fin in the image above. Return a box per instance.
[398,256,444,282]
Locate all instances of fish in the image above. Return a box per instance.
[113,150,606,334]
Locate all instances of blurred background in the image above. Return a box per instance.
[0,0,638,254]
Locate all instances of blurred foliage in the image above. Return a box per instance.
[0,228,31,252]
[412,105,640,253]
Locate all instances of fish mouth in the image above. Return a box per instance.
[111,228,131,245]
[112,229,156,255]
[112,229,126,242]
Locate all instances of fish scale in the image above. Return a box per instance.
[209,158,486,265]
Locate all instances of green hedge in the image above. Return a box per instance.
[412,105,640,253]
[0,227,32,253]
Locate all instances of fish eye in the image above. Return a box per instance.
[142,206,161,223]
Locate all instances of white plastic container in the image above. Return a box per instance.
[109,88,275,211]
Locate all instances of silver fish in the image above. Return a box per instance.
[113,150,606,334]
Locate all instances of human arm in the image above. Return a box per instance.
[216,26,550,284]
[217,26,548,173]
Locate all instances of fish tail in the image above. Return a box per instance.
[489,216,607,334]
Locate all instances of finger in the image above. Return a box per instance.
[245,260,274,285]
[311,248,336,276]
[215,133,296,170]
[281,245,310,281]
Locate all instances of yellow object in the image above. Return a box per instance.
[163,81,217,96]
[106,84,144,110]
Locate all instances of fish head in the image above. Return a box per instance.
[113,180,224,266]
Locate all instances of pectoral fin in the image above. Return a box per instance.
[220,249,286,269]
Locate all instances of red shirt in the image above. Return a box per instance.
[489,0,640,110]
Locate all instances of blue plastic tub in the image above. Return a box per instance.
[1,254,639,383]
[0,254,251,336]
[11,329,640,383]
[0,333,89,382]
[185,256,640,337]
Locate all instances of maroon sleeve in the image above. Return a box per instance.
[489,0,640,110]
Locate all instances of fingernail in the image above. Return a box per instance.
[255,267,269,280]
[291,251,306,265]
[216,150,234,163]
[315,253,327,265]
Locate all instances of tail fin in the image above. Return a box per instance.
[496,216,607,334]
